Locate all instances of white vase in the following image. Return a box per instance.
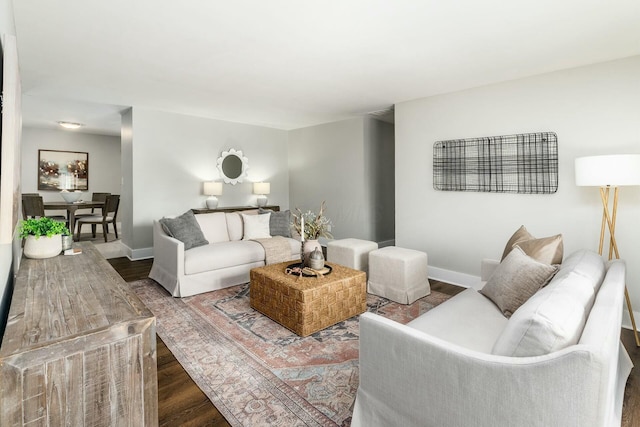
[23,235,63,259]
[302,240,322,266]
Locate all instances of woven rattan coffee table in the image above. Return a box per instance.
[250,261,367,336]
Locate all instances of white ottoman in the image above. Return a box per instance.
[327,238,378,273]
[368,246,430,304]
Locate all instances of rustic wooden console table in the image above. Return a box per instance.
[192,204,280,214]
[0,242,158,426]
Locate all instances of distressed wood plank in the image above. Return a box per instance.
[0,242,157,426]
[65,352,84,427]
[45,358,65,427]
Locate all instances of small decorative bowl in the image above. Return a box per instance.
[60,190,82,203]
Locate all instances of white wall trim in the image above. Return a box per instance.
[428,265,481,290]
[377,239,395,248]
[622,312,640,332]
[125,244,153,261]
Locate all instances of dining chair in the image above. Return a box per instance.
[76,194,120,242]
[21,194,67,223]
[75,192,111,218]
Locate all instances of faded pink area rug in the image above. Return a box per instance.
[130,279,451,427]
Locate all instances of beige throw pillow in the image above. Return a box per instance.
[501,225,533,260]
[480,246,558,318]
[242,212,271,240]
[501,225,563,265]
[516,235,563,265]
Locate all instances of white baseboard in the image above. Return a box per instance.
[622,311,640,332]
[428,266,481,290]
[377,239,395,248]
[125,244,153,261]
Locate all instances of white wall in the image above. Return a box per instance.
[0,0,17,340]
[126,108,289,258]
[289,118,368,240]
[395,55,640,318]
[20,127,122,200]
[289,117,395,243]
[0,0,13,36]
[121,109,134,253]
[365,118,395,244]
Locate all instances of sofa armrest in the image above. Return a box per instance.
[151,220,185,278]
[352,312,606,427]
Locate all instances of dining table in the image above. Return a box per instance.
[43,201,105,240]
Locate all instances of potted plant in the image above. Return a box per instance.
[19,217,70,259]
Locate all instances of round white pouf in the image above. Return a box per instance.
[368,246,430,304]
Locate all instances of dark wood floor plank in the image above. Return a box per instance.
[109,256,639,426]
[430,279,466,296]
[108,257,229,427]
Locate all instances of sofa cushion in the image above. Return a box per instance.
[184,240,265,274]
[407,288,508,353]
[501,225,563,265]
[226,212,244,241]
[194,212,230,244]
[491,249,606,357]
[551,249,608,292]
[242,213,271,240]
[159,210,209,250]
[480,246,558,317]
[259,208,292,238]
[226,210,259,241]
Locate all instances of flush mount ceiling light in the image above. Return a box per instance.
[57,121,84,129]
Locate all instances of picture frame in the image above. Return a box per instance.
[38,149,89,191]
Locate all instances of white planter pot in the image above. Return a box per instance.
[23,235,63,259]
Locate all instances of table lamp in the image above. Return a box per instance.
[575,154,640,346]
[253,182,270,207]
[203,181,223,209]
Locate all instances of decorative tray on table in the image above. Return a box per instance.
[285,263,332,277]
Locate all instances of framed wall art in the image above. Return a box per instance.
[38,149,89,191]
[433,132,558,194]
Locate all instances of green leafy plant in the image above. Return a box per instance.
[292,201,333,240]
[19,217,70,239]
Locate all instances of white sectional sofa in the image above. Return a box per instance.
[149,210,300,297]
[352,249,633,427]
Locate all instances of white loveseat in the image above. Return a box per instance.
[352,249,633,427]
[149,210,300,297]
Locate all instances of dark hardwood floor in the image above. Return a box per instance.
[108,256,640,427]
[109,257,229,427]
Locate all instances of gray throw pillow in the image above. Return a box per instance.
[259,208,291,238]
[480,246,558,318]
[159,210,209,250]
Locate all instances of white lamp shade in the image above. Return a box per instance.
[203,181,223,196]
[253,182,271,195]
[575,154,640,187]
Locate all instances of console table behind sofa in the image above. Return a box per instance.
[192,205,280,214]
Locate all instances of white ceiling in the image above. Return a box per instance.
[12,0,640,135]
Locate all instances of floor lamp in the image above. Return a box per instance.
[575,154,640,347]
